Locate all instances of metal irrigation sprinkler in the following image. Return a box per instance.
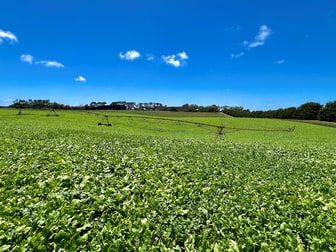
[46,109,59,117]
[98,115,112,126]
[80,111,112,126]
[80,111,295,136]
[216,126,225,137]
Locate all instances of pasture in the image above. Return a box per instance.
[0,109,335,251]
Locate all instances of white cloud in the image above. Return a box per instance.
[230,25,271,59]
[178,51,188,60]
[0,29,18,43]
[256,25,272,41]
[162,55,181,67]
[36,60,64,68]
[146,54,155,61]
[162,52,189,67]
[231,52,244,59]
[245,25,271,49]
[119,50,141,60]
[274,59,285,64]
[20,54,34,64]
[75,76,87,82]
[248,41,264,48]
[20,55,65,68]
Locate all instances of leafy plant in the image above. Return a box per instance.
[0,109,335,250]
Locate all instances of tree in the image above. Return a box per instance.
[295,102,322,120]
[10,99,29,108]
[206,104,219,112]
[221,106,251,117]
[282,107,297,119]
[111,101,127,110]
[319,101,336,122]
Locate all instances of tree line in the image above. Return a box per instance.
[8,99,164,111]
[9,99,71,110]
[8,99,336,122]
[222,101,336,122]
[161,104,220,112]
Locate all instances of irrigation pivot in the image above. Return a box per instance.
[46,109,59,117]
[98,115,112,126]
[82,111,295,137]
[83,111,112,126]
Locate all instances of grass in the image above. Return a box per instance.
[99,110,336,146]
[290,119,336,128]
[0,108,336,250]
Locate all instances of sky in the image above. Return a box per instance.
[0,0,335,110]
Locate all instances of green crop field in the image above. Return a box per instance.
[1,108,336,251]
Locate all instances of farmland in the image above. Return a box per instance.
[0,109,336,251]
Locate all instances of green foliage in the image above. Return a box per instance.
[223,101,336,122]
[295,102,322,120]
[0,109,336,250]
[319,101,336,122]
[180,103,220,112]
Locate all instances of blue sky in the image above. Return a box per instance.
[0,0,335,110]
